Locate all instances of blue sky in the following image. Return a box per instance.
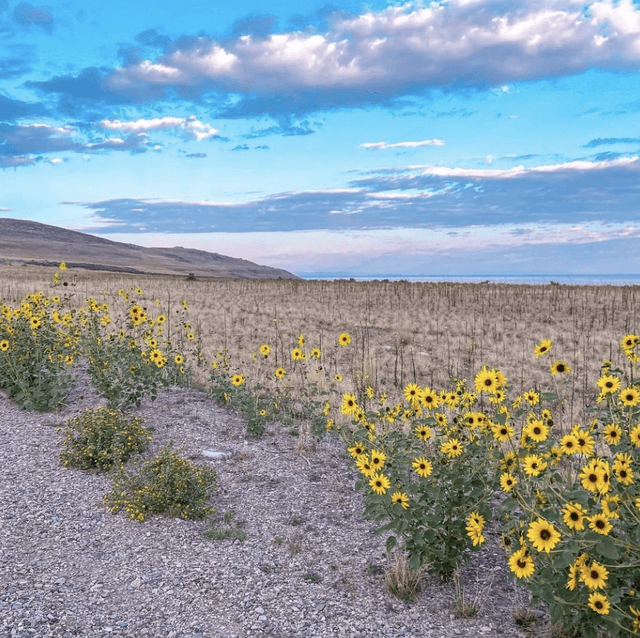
[2,0,640,277]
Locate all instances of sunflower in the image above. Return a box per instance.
[0,339,9,352]
[630,424,640,447]
[601,494,621,519]
[174,354,184,365]
[334,373,342,382]
[500,473,517,493]
[522,454,547,477]
[597,374,621,396]
[508,548,535,579]
[500,451,517,471]
[602,423,622,446]
[369,449,386,471]
[435,412,448,427]
[347,441,366,458]
[588,513,612,535]
[29,316,41,329]
[403,382,423,403]
[338,332,352,346]
[231,373,245,387]
[310,348,321,359]
[274,367,286,379]
[527,519,561,553]
[573,428,595,456]
[562,503,586,531]
[550,360,571,376]
[534,339,552,358]
[186,332,195,341]
[474,366,499,394]
[341,393,358,415]
[421,387,441,409]
[414,425,433,441]
[412,457,433,478]
[620,387,640,407]
[298,334,305,347]
[441,439,463,458]
[149,349,163,364]
[291,347,304,361]
[621,333,640,351]
[391,491,410,510]
[614,463,634,486]
[526,420,549,443]
[466,524,485,546]
[355,454,375,477]
[580,460,605,493]
[567,562,580,591]
[588,592,610,615]
[259,343,271,357]
[492,422,515,442]
[369,473,390,495]
[523,390,540,405]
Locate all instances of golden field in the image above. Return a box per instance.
[1,262,638,429]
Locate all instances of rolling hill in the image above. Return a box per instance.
[0,218,299,279]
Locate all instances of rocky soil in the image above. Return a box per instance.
[0,369,541,638]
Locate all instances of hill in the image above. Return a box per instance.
[0,218,299,279]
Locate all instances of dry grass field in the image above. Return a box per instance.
[2,262,638,429]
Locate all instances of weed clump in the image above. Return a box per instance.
[103,443,217,521]
[58,407,152,471]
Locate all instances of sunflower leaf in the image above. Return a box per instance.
[597,536,619,560]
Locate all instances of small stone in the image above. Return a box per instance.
[130,578,142,588]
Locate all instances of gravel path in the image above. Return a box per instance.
[0,370,537,638]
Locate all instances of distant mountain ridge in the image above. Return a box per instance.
[0,218,299,279]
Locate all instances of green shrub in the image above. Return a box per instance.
[58,407,152,471]
[103,443,217,521]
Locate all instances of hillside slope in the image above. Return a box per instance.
[0,218,299,279]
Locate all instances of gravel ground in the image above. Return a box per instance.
[0,368,540,638]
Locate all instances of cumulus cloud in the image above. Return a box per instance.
[0,122,150,166]
[103,0,640,101]
[99,115,219,141]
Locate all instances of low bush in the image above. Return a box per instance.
[103,443,217,521]
[58,407,152,471]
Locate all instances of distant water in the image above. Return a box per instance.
[296,273,640,286]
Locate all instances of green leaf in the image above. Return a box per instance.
[374,521,398,536]
[541,392,558,402]
[597,536,620,560]
[386,535,397,553]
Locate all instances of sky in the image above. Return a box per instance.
[1,0,640,278]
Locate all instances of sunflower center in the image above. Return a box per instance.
[589,474,597,483]
[540,530,551,540]
[517,559,527,568]
[596,520,605,529]
[484,379,492,386]
[570,513,579,521]
[591,570,599,579]
[595,601,603,610]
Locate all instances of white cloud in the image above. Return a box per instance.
[402,155,640,178]
[105,0,640,94]
[99,116,219,141]
[48,158,63,164]
[360,139,445,149]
